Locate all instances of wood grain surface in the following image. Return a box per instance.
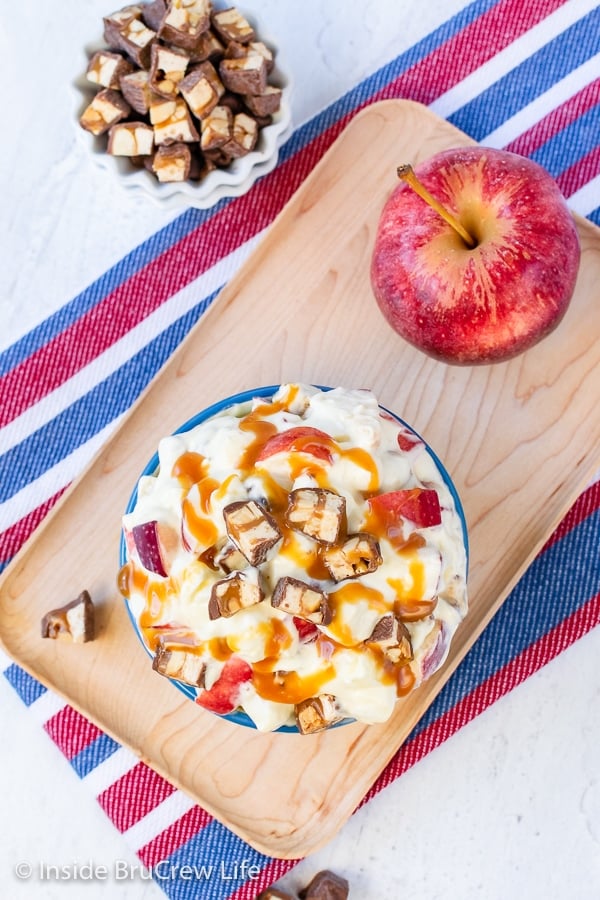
[1,100,599,858]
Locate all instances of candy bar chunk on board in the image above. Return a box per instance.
[160,0,211,49]
[295,694,339,735]
[208,569,264,619]
[323,532,382,581]
[108,122,155,156]
[286,488,346,544]
[223,500,281,566]
[211,7,255,44]
[255,889,294,900]
[271,576,331,625]
[79,89,131,136]
[41,591,95,643]
[179,61,224,119]
[86,50,134,89]
[153,643,205,686]
[298,869,350,900]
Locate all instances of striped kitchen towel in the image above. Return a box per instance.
[1,0,599,897]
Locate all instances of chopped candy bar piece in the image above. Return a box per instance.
[152,97,200,144]
[153,643,206,686]
[244,85,281,117]
[295,694,339,735]
[222,111,257,157]
[211,7,255,44]
[179,60,224,119]
[149,42,190,97]
[189,28,225,63]
[79,88,131,136]
[219,53,267,95]
[271,576,331,625]
[323,533,382,581]
[160,0,211,49]
[152,141,191,180]
[215,542,249,573]
[113,16,157,67]
[256,890,294,900]
[223,500,282,566]
[86,50,133,89]
[209,569,264,618]
[219,90,245,114]
[103,5,143,46]
[298,870,350,900]
[367,613,413,664]
[200,104,232,149]
[202,146,233,167]
[41,590,95,644]
[286,488,346,545]
[142,0,167,31]
[248,40,274,73]
[119,68,157,114]
[108,122,154,156]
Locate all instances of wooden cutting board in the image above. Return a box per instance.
[1,100,599,859]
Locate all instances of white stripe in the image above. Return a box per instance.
[568,173,600,216]
[81,744,139,795]
[123,791,196,852]
[1,234,262,459]
[483,54,600,147]
[431,0,599,119]
[27,689,68,724]
[0,649,12,668]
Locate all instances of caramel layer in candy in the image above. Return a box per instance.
[152,97,200,144]
[153,643,205,686]
[286,488,346,544]
[219,53,267,95]
[323,533,382,581]
[298,870,350,900]
[215,541,249,573]
[119,69,157,114]
[209,569,264,618]
[295,694,339,735]
[86,50,134,89]
[41,590,95,643]
[211,7,255,44]
[244,85,281,117]
[223,500,281,566]
[160,0,211,49]
[179,60,224,119]
[149,42,190,97]
[271,576,331,625]
[108,122,155,156]
[79,88,131,136]
[367,612,413,664]
[152,142,191,181]
[222,112,258,157]
[200,104,232,150]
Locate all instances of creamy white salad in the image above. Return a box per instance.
[119,383,468,733]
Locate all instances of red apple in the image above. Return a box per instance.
[370,147,580,364]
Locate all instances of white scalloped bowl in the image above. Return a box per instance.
[74,12,292,210]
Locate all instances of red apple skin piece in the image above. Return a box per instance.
[368,488,442,528]
[370,147,581,364]
[255,426,334,463]
[195,657,252,714]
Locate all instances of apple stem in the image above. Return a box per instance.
[397,164,477,248]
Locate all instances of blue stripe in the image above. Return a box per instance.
[70,732,120,778]
[590,205,600,227]
[0,290,218,506]
[411,506,600,738]
[0,0,499,378]
[530,103,600,177]
[452,7,600,140]
[3,664,47,706]
[152,819,270,900]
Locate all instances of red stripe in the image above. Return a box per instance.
[98,761,176,832]
[223,859,298,900]
[361,587,600,806]
[137,805,213,868]
[556,144,600,197]
[0,487,66,563]
[504,79,600,157]
[44,705,103,760]
[541,480,600,552]
[0,0,568,430]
